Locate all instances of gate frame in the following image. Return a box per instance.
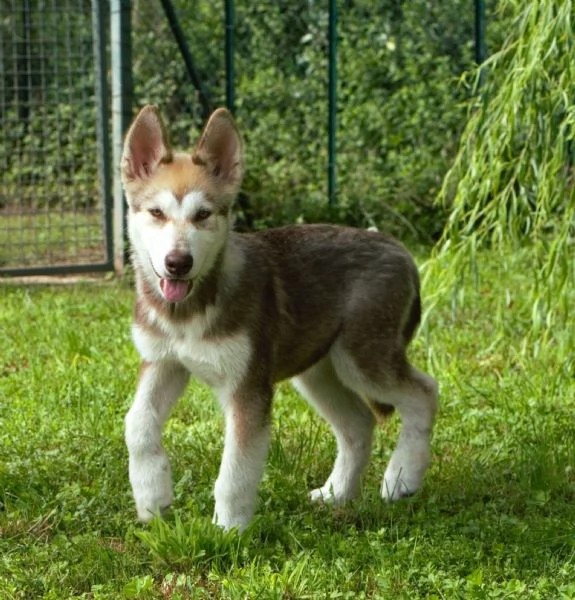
[0,0,114,277]
[111,0,133,275]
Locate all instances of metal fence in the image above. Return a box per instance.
[0,0,487,277]
[0,0,111,276]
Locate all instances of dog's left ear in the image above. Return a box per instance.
[121,105,172,183]
[192,108,244,191]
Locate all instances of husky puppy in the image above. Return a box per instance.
[121,106,438,530]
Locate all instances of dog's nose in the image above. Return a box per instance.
[165,251,193,277]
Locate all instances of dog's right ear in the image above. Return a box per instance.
[192,108,244,193]
[121,105,172,183]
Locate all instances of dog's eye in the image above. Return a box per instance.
[148,208,165,219]
[195,209,212,221]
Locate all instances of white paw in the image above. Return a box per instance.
[381,454,428,501]
[213,479,255,532]
[310,485,336,503]
[310,481,355,505]
[381,468,417,501]
[129,452,174,522]
[212,506,252,532]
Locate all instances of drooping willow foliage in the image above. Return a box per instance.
[422,0,575,359]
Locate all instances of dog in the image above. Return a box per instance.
[121,105,438,531]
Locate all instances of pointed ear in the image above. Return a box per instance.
[192,108,244,190]
[121,105,172,182]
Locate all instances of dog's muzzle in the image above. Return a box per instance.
[149,251,194,302]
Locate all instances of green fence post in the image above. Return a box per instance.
[475,0,486,88]
[111,0,133,275]
[474,0,486,64]
[328,0,337,206]
[225,0,235,114]
[92,0,113,271]
[159,0,212,120]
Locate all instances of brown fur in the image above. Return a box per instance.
[122,105,437,527]
[134,222,420,391]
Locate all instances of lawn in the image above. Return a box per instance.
[1,251,575,599]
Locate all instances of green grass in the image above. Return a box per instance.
[1,251,575,599]
[427,0,575,361]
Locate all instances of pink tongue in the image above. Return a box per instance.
[160,279,190,302]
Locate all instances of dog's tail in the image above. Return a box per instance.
[366,269,422,423]
[402,269,422,345]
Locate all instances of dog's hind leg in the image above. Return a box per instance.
[292,357,376,504]
[125,360,190,521]
[213,384,273,531]
[376,366,438,500]
[333,345,438,501]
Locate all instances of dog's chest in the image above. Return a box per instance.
[133,317,252,389]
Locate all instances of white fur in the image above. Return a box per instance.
[131,301,267,531]
[128,189,229,299]
[213,392,271,531]
[329,344,438,501]
[127,324,253,522]
[133,315,252,390]
[292,358,375,504]
[380,371,438,500]
[125,361,190,521]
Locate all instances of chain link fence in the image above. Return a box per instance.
[0,0,488,275]
[128,0,483,237]
[0,0,111,276]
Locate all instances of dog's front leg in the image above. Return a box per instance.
[125,360,189,521]
[213,385,272,531]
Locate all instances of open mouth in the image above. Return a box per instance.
[149,257,193,303]
[159,277,193,303]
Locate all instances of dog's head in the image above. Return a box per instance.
[121,106,244,303]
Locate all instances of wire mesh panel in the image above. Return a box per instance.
[131,0,222,143]
[127,0,479,238]
[0,0,112,276]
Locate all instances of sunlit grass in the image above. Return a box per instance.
[1,247,575,599]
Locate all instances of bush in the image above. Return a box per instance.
[131,0,503,241]
[1,0,506,241]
